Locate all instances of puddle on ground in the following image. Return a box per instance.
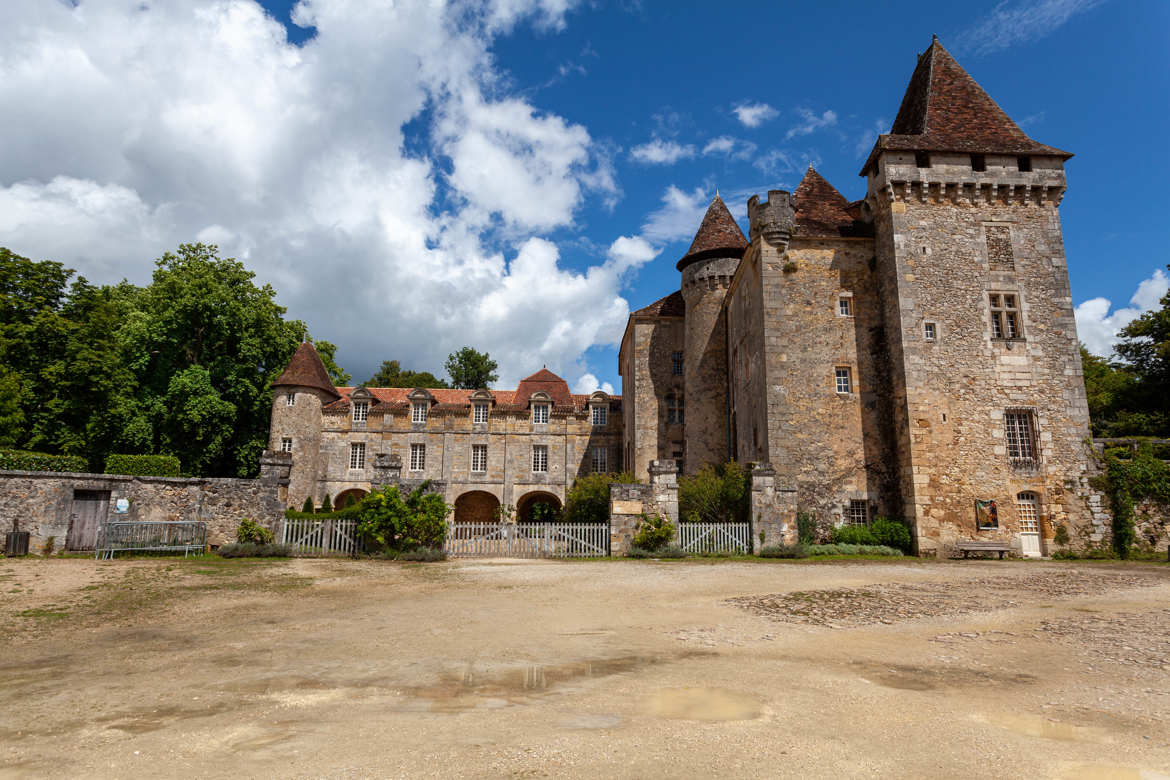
[96,701,237,734]
[975,713,1110,743]
[853,661,1037,692]
[1060,764,1170,779]
[559,713,623,729]
[645,687,762,722]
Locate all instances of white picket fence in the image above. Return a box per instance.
[446,522,609,558]
[281,516,360,556]
[675,522,752,554]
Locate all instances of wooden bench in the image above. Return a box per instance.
[955,540,1013,559]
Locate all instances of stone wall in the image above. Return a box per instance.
[681,256,738,473]
[749,463,798,552]
[620,315,685,482]
[607,460,679,555]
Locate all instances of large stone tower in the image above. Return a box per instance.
[677,195,747,474]
[269,341,341,508]
[862,38,1096,554]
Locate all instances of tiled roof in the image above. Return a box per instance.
[793,168,872,238]
[861,38,1071,174]
[272,342,340,400]
[514,368,574,408]
[676,195,748,271]
[322,374,620,414]
[632,290,685,318]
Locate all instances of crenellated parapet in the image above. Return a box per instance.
[747,190,796,248]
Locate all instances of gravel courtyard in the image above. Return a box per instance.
[1,556,1169,779]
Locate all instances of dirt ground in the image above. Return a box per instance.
[1,556,1169,779]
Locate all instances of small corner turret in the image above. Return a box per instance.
[747,190,796,249]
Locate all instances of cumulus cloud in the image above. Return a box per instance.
[629,139,696,165]
[639,186,711,245]
[1075,268,1169,356]
[785,108,838,140]
[573,373,614,395]
[702,135,757,160]
[0,0,628,388]
[732,102,778,128]
[956,0,1107,56]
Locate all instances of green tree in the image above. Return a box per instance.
[678,461,749,524]
[1080,345,1141,436]
[352,483,450,552]
[366,359,449,388]
[444,346,498,389]
[1113,268,1170,436]
[313,339,351,385]
[563,471,639,524]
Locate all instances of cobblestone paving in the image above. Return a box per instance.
[1033,609,1170,671]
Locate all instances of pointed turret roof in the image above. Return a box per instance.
[861,38,1070,173]
[676,194,748,271]
[272,342,340,400]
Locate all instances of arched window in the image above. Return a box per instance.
[666,394,684,425]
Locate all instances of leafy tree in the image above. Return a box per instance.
[1112,268,1170,436]
[1080,345,1145,437]
[563,471,639,524]
[678,461,749,523]
[351,483,450,552]
[366,359,449,388]
[445,346,498,389]
[313,339,351,385]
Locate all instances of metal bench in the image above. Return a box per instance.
[95,521,207,559]
[955,540,1013,559]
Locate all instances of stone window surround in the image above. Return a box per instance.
[924,321,937,341]
[473,403,489,424]
[989,290,1024,341]
[531,392,551,425]
[1004,407,1039,469]
[471,443,487,473]
[591,445,608,473]
[352,400,369,423]
[834,366,853,394]
[837,292,853,318]
[349,442,366,470]
[280,437,293,453]
[410,443,426,471]
[411,402,428,424]
[532,444,548,473]
[844,499,868,525]
[591,405,608,426]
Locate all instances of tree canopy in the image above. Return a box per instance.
[366,360,449,388]
[445,346,498,389]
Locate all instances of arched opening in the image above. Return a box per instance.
[517,491,562,524]
[454,491,500,525]
[334,488,368,509]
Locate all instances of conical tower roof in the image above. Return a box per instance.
[676,194,748,271]
[861,37,1070,173]
[793,167,860,237]
[272,342,340,400]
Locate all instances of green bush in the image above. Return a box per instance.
[626,545,686,559]
[352,482,450,553]
[218,542,291,558]
[796,512,817,544]
[831,524,879,545]
[529,500,560,523]
[397,547,447,562]
[870,516,913,553]
[632,513,674,551]
[104,454,181,477]
[301,496,314,513]
[1099,443,1170,559]
[0,449,87,473]
[284,508,346,520]
[806,543,902,557]
[678,461,748,524]
[41,535,57,556]
[236,518,275,545]
[563,471,639,524]
[320,493,333,513]
[759,544,809,558]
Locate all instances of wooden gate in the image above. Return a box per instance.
[675,522,751,554]
[281,516,359,556]
[446,522,609,558]
[67,490,110,551]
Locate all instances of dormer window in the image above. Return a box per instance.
[412,402,428,424]
[473,403,489,424]
[532,403,549,425]
[591,405,608,426]
[352,401,368,423]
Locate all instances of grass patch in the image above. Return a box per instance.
[18,608,69,620]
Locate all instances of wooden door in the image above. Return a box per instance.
[1016,492,1041,558]
[67,490,109,551]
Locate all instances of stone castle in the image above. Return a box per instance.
[269,39,1104,555]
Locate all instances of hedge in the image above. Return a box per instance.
[104,454,182,477]
[0,449,87,473]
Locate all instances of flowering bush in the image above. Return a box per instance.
[351,482,450,553]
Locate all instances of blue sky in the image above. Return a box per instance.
[2,0,1167,391]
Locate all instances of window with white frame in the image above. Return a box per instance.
[349,442,366,470]
[532,444,548,473]
[844,500,868,525]
[1004,409,1038,467]
[591,445,608,473]
[671,351,684,376]
[412,402,428,424]
[924,322,937,341]
[838,296,853,317]
[280,437,293,453]
[473,403,489,424]
[835,367,853,394]
[286,392,296,406]
[532,403,549,425]
[591,405,608,426]
[352,400,368,423]
[666,394,684,425]
[410,443,426,471]
[471,444,487,473]
[989,293,1022,339]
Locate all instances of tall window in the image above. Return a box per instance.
[671,351,684,376]
[352,400,368,423]
[532,403,549,425]
[835,367,853,394]
[473,403,489,424]
[410,443,426,471]
[280,437,293,453]
[286,392,296,406]
[591,446,608,474]
[1004,409,1038,467]
[844,500,868,525]
[471,444,487,473]
[591,405,608,426]
[532,444,548,473]
[666,394,684,425]
[838,296,853,317]
[349,442,366,470]
[412,402,428,424]
[989,293,1022,339]
[1016,491,1039,534]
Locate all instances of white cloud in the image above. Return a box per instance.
[702,135,757,160]
[629,139,696,165]
[573,373,614,395]
[1075,269,1169,356]
[0,0,626,388]
[956,0,1107,56]
[640,185,710,245]
[732,102,778,128]
[606,235,659,274]
[854,118,889,159]
[785,108,838,140]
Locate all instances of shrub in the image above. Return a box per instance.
[831,524,879,545]
[236,518,275,545]
[301,496,314,513]
[759,544,809,559]
[41,535,56,556]
[320,493,333,513]
[397,547,447,562]
[563,471,639,525]
[805,543,902,557]
[870,516,913,553]
[632,513,674,551]
[352,482,450,553]
[1052,524,1070,547]
[678,461,748,524]
[796,512,817,545]
[218,542,291,558]
[626,545,685,559]
[103,454,181,477]
[529,500,560,523]
[0,449,87,473]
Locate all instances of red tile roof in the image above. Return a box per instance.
[793,168,871,238]
[272,342,340,400]
[676,195,748,271]
[514,367,574,408]
[632,290,685,318]
[861,38,1071,174]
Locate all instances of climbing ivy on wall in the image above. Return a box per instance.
[1095,443,1170,558]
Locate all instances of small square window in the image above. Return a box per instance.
[838,297,852,317]
[924,322,936,341]
[532,404,549,425]
[471,444,487,473]
[915,151,931,168]
[411,402,428,424]
[353,400,368,423]
[532,444,548,473]
[1017,156,1032,172]
[349,442,366,470]
[671,351,684,376]
[410,443,426,471]
[591,405,608,426]
[835,367,853,394]
[844,500,868,525]
[286,393,296,407]
[971,153,986,172]
[591,446,608,474]
[473,403,489,424]
[280,437,293,453]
